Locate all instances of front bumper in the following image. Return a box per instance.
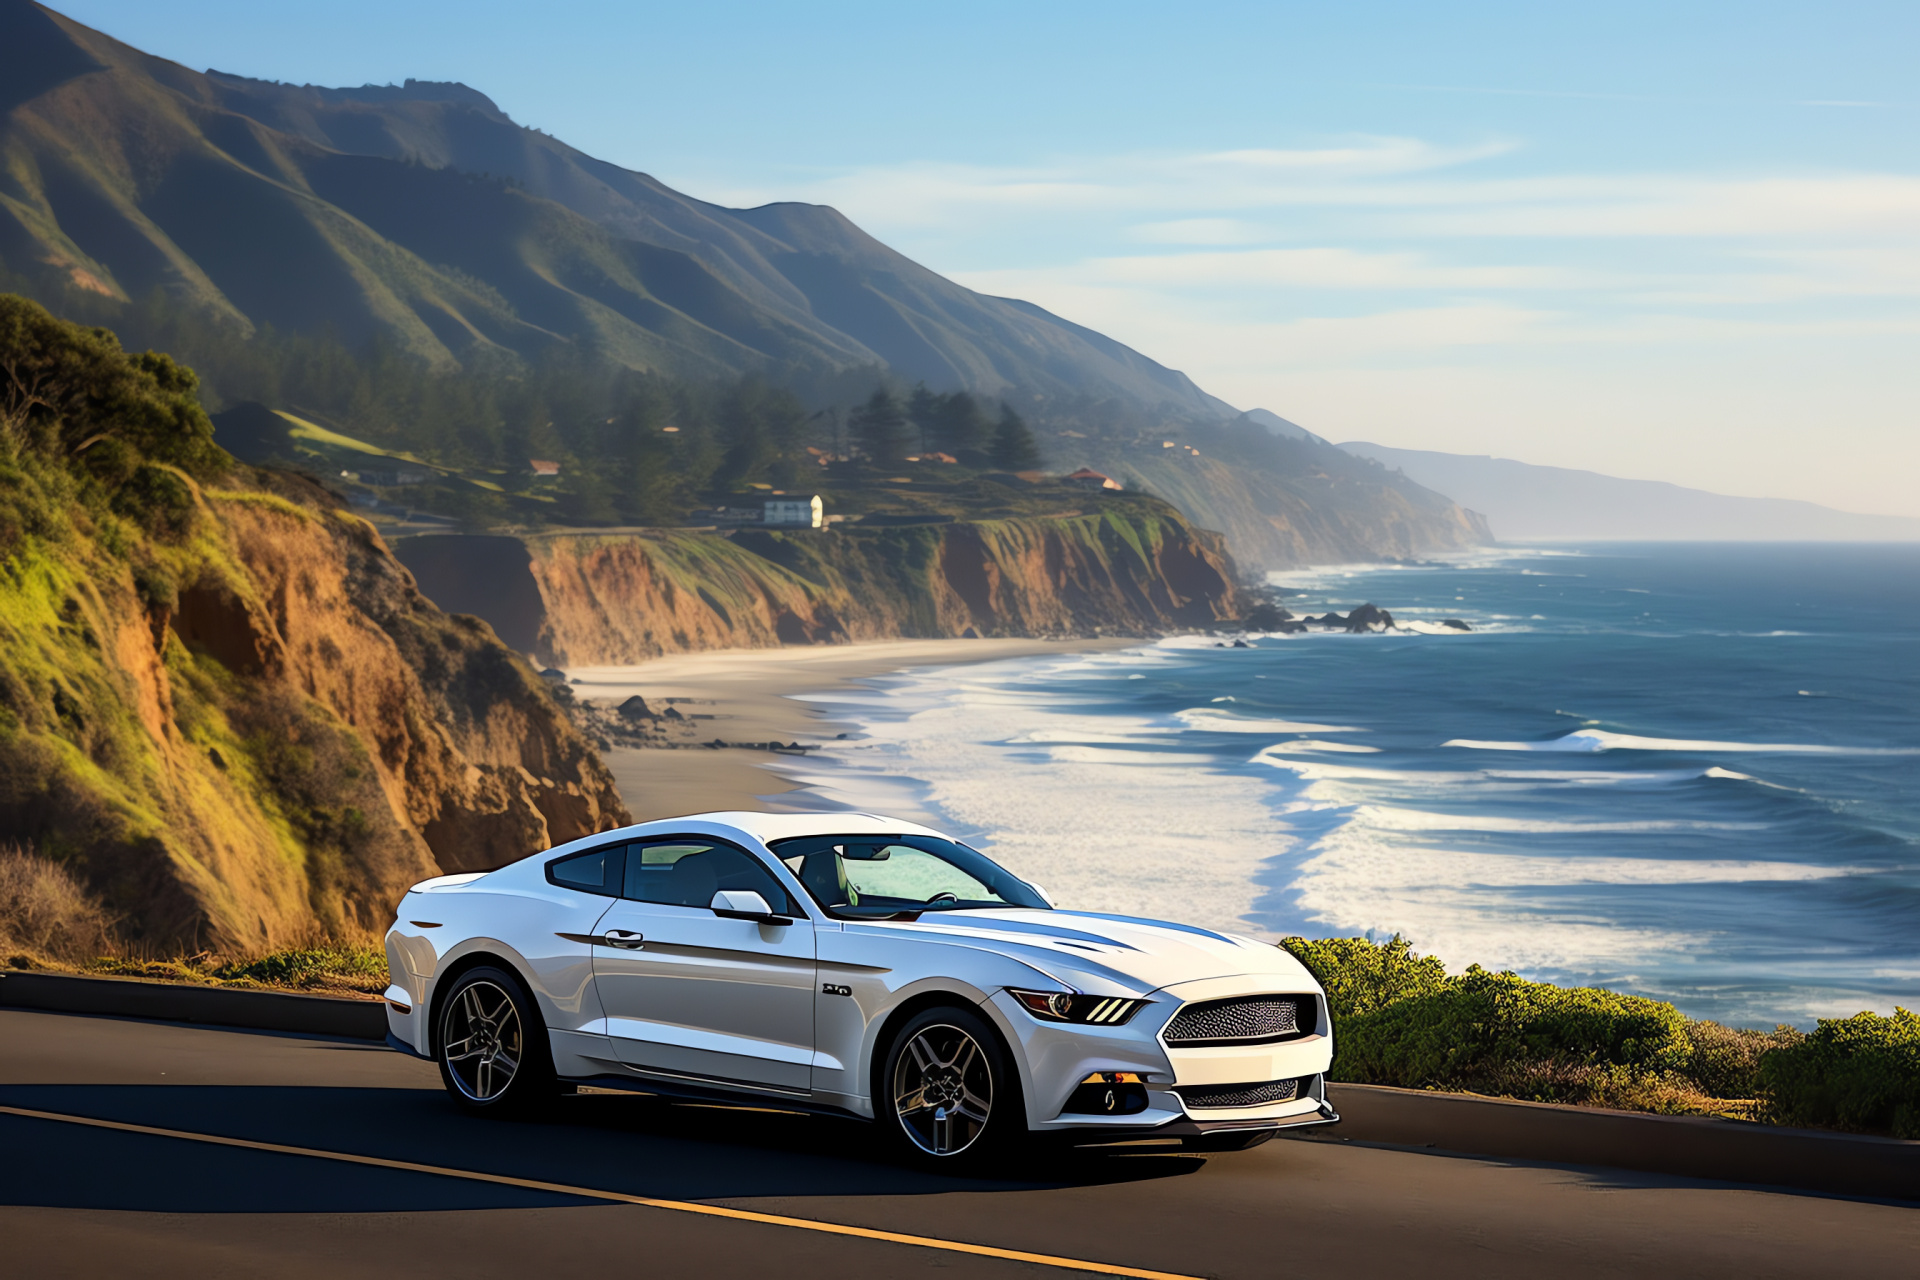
[987,981,1337,1137]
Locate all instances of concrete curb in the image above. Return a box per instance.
[6,973,1915,1200]
[0,971,387,1040]
[1321,1082,1920,1201]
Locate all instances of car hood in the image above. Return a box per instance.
[849,908,1318,997]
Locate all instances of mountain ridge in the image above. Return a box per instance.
[1,0,1491,569]
[2,2,1225,411]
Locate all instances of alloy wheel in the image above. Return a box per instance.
[441,979,523,1102]
[891,1022,994,1156]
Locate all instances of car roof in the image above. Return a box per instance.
[579,810,951,851]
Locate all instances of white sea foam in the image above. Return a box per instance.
[1255,740,1382,754]
[1173,708,1360,734]
[1284,820,1862,980]
[1443,728,1919,755]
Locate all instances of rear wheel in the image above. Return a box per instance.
[436,965,556,1115]
[879,1005,1024,1169]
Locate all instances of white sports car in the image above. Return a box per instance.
[382,811,1338,1164]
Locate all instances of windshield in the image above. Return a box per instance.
[769,834,1049,918]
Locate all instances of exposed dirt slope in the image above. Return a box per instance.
[0,465,629,951]
[398,507,1244,666]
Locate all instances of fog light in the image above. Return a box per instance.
[1063,1072,1150,1115]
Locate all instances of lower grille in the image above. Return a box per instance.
[1175,1077,1304,1110]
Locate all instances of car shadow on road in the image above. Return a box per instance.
[0,1083,1207,1214]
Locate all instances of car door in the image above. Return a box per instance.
[591,838,817,1093]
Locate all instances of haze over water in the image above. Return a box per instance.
[781,543,1920,1028]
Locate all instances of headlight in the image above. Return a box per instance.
[1008,989,1146,1026]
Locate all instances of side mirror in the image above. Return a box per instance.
[710,889,786,923]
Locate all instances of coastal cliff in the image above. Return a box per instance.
[0,469,629,951]
[397,507,1245,667]
[0,294,628,950]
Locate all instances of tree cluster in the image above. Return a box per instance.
[849,385,1041,471]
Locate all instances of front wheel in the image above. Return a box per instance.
[879,1005,1024,1169]
[436,965,555,1115]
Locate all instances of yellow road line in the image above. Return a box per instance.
[0,1105,1201,1280]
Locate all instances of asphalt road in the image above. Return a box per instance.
[1,1009,1914,1279]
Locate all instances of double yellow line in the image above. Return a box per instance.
[0,1105,1201,1280]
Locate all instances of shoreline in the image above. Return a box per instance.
[572,637,1141,821]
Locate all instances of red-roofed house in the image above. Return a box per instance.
[1065,467,1122,491]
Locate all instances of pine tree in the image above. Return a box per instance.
[934,390,988,456]
[906,383,938,456]
[989,403,1041,471]
[849,386,910,465]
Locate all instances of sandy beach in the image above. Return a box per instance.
[571,637,1139,821]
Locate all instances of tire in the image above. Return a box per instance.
[878,1005,1025,1170]
[435,965,557,1115]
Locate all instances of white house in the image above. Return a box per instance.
[763,495,824,528]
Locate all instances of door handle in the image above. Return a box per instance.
[603,930,645,950]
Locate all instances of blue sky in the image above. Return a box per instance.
[58,1,1920,515]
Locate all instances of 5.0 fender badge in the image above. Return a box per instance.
[821,983,853,997]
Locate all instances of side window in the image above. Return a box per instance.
[623,840,800,916]
[547,844,625,896]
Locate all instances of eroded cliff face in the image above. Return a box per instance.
[0,469,629,951]
[398,508,1245,667]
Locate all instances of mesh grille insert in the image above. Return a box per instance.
[1176,1078,1302,1110]
[1163,995,1312,1046]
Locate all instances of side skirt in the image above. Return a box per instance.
[560,1071,869,1122]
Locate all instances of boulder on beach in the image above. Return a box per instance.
[617,695,656,720]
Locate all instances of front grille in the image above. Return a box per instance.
[1176,1077,1303,1110]
[1163,995,1314,1047]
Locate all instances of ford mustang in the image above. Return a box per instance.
[382,811,1338,1165]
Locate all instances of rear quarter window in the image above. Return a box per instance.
[546,844,626,896]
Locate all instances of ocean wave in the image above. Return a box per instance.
[1250,740,1382,757]
[1174,708,1360,734]
[1249,756,1729,787]
[1442,728,1919,755]
[1348,805,1768,835]
[1033,746,1216,767]
[1005,729,1161,745]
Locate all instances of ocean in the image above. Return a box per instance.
[775,543,1920,1028]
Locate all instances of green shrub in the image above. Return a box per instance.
[1686,1019,1799,1100]
[1759,1008,1920,1138]
[1282,934,1450,1019]
[1330,965,1692,1090]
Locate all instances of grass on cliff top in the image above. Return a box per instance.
[51,947,390,998]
